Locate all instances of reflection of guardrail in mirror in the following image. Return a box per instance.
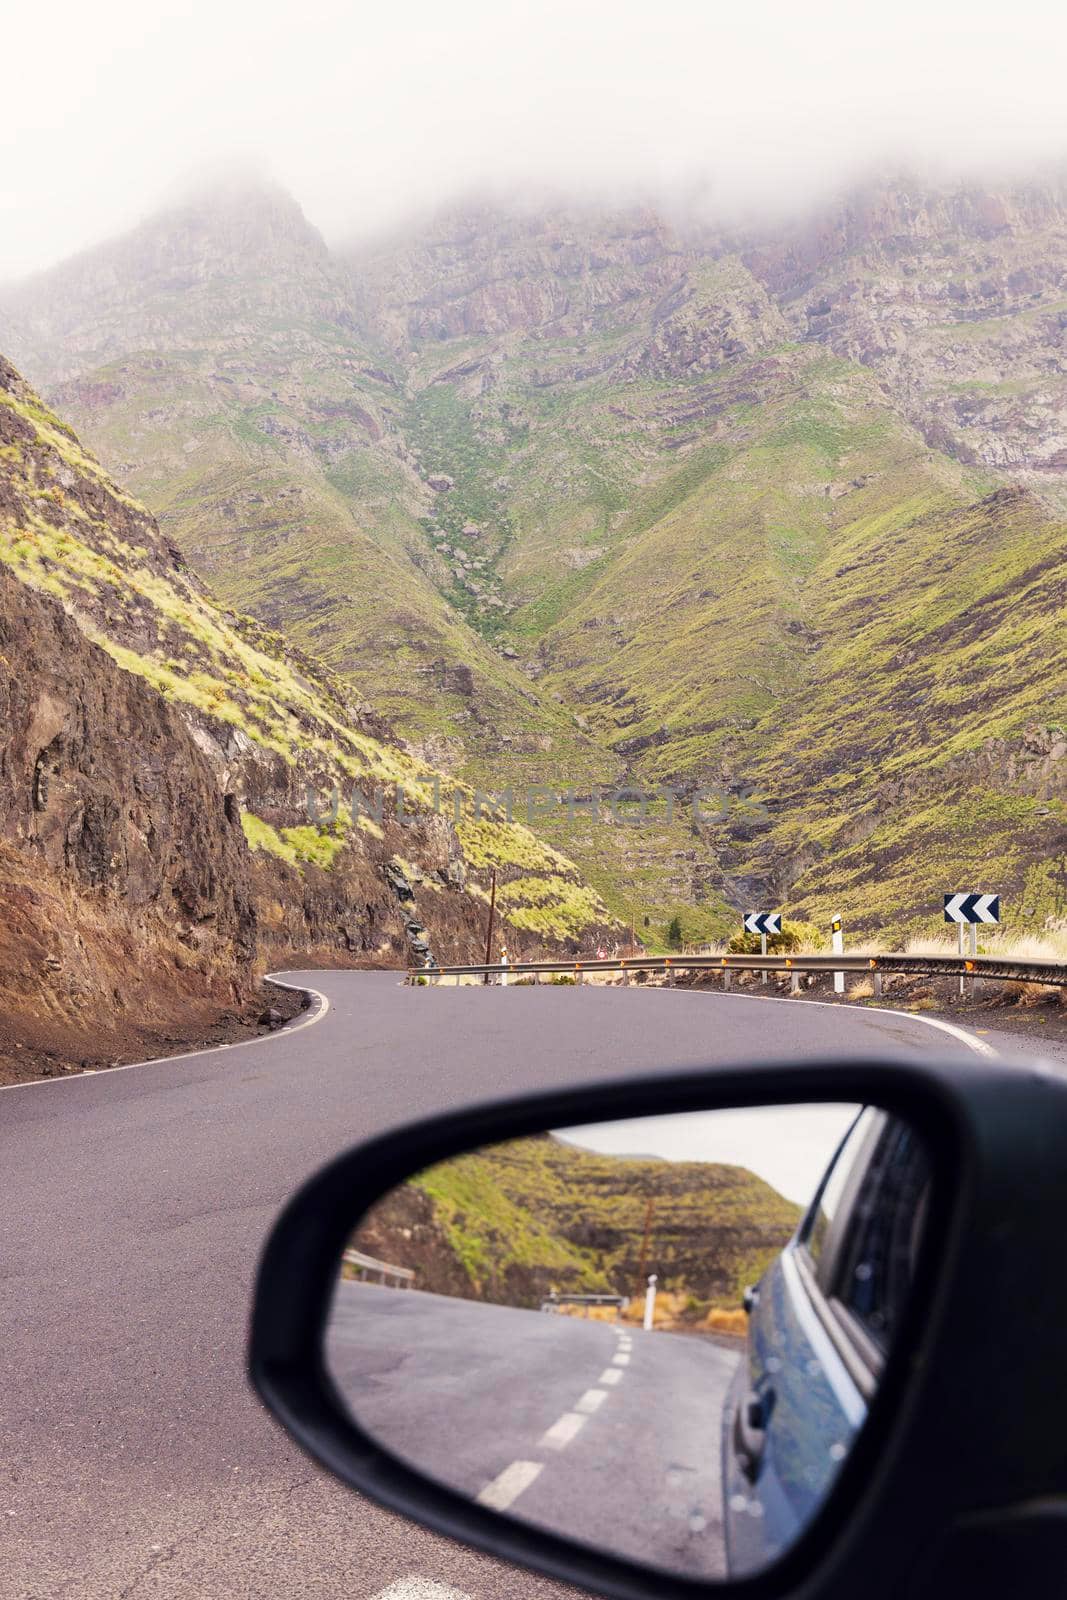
[343,1248,415,1289]
[540,1292,630,1319]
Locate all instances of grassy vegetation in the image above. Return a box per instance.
[354,1132,801,1311]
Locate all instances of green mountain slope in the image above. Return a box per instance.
[3,178,1064,941]
[351,1132,801,1312]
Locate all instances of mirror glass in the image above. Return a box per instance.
[324,1102,930,1580]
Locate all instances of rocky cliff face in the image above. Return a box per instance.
[741,177,1067,487]
[1,182,353,380]
[0,561,257,1075]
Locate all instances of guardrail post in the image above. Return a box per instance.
[723,966,732,991]
[576,964,584,986]
[666,959,675,988]
[790,969,801,994]
[873,969,883,999]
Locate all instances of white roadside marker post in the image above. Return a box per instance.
[643,1274,658,1332]
[957,921,965,998]
[831,914,845,996]
[760,930,768,984]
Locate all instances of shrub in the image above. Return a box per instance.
[728,918,822,954]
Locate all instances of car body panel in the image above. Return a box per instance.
[723,1240,866,1574]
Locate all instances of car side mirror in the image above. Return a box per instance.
[248,1055,1067,1600]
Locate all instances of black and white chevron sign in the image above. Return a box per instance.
[744,911,782,936]
[944,893,1000,925]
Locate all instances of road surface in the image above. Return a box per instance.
[327,1283,740,1578]
[0,971,1030,1600]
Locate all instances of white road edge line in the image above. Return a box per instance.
[0,974,331,1094]
[662,986,998,1058]
[599,1367,623,1385]
[475,1459,544,1512]
[370,1579,474,1600]
[541,1411,587,1450]
[574,1387,609,1415]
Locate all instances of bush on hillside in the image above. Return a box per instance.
[728,919,823,955]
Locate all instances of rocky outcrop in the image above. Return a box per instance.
[0,563,256,1065]
[741,175,1067,487]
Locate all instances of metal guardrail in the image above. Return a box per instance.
[540,1293,630,1315]
[343,1248,415,1288]
[408,951,1067,989]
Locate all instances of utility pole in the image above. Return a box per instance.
[482,867,497,986]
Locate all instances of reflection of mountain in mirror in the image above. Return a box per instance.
[325,1102,930,1582]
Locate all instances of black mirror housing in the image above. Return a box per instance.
[248,1054,1067,1600]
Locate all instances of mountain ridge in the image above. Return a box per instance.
[3,174,1064,941]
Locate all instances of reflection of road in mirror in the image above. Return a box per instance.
[326,1280,741,1577]
[324,1101,928,1582]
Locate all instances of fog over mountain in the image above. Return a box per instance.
[4,0,1067,280]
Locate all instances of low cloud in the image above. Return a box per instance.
[4,0,1067,279]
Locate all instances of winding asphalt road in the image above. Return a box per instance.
[0,972,1032,1600]
[327,1284,740,1579]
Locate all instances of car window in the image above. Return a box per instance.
[830,1118,931,1352]
[801,1107,879,1269]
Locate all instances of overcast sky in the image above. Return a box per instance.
[4,0,1067,281]
[562,1103,860,1205]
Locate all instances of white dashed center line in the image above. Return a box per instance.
[541,1411,588,1449]
[612,1351,631,1366]
[574,1387,608,1415]
[599,1367,623,1385]
[476,1459,544,1511]
[371,1579,472,1600]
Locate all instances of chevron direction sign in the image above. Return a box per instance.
[744,911,782,936]
[944,893,1000,925]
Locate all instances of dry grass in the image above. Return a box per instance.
[620,1291,689,1328]
[617,1293,750,1333]
[554,1303,623,1323]
[899,930,1066,1007]
[904,930,1067,960]
[706,1306,749,1336]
